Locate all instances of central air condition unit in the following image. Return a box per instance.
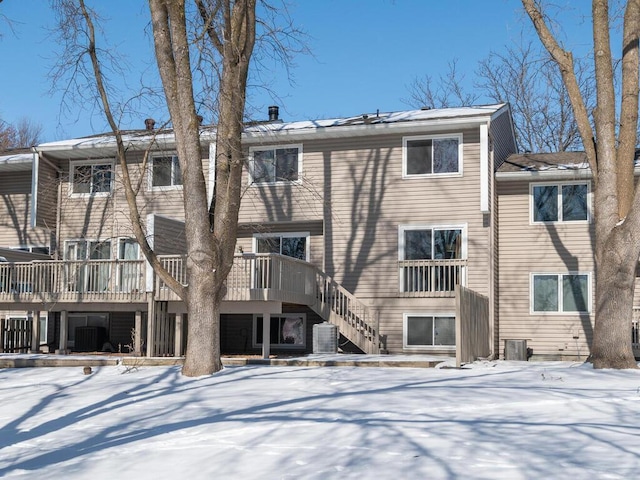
[313,322,338,354]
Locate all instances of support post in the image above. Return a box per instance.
[147,298,155,357]
[30,311,40,354]
[0,317,5,353]
[174,313,183,357]
[134,310,142,355]
[262,313,271,360]
[59,310,68,354]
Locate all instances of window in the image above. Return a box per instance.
[404,314,455,349]
[254,314,306,348]
[65,240,112,292]
[151,155,182,188]
[254,232,309,261]
[399,225,465,293]
[118,239,140,292]
[71,162,113,195]
[531,273,591,313]
[12,246,50,255]
[531,182,589,223]
[403,134,462,177]
[249,145,302,184]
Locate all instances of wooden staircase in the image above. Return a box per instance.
[310,268,380,354]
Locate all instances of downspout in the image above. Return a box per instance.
[480,124,497,358]
[31,147,63,259]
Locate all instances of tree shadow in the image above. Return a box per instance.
[0,365,638,478]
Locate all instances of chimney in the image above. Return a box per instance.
[144,118,156,130]
[268,105,279,121]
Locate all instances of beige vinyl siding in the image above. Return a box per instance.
[0,170,50,249]
[237,127,491,353]
[35,160,59,232]
[57,147,209,256]
[498,179,595,359]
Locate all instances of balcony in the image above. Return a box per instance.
[0,254,319,307]
[398,258,467,298]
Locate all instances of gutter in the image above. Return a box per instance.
[495,169,594,182]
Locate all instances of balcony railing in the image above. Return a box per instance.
[0,259,146,304]
[155,253,317,304]
[398,258,467,297]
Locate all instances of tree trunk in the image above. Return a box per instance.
[592,237,638,368]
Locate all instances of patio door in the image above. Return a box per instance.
[65,240,112,292]
[118,239,139,292]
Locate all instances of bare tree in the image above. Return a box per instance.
[477,42,595,153]
[149,0,256,376]
[0,118,43,149]
[404,59,480,110]
[0,120,16,150]
[404,42,595,153]
[523,0,640,369]
[13,118,44,147]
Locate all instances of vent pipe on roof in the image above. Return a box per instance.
[144,118,156,130]
[268,105,279,121]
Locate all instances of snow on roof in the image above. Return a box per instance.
[35,103,507,155]
[0,151,34,172]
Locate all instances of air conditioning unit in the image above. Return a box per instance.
[313,322,338,354]
[504,339,528,361]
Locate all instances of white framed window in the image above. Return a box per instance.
[248,144,302,184]
[70,160,114,196]
[65,239,112,293]
[530,272,591,313]
[150,154,182,189]
[398,224,466,293]
[11,246,50,255]
[403,133,463,178]
[403,313,456,350]
[117,238,140,292]
[253,313,306,348]
[530,182,590,224]
[253,232,309,261]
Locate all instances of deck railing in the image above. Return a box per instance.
[0,254,380,354]
[398,258,467,297]
[156,253,379,353]
[0,259,146,303]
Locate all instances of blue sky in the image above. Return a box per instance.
[0,0,594,142]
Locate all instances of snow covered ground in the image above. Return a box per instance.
[0,359,639,479]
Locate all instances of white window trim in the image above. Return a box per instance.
[69,159,114,197]
[149,153,183,191]
[9,245,50,255]
[398,224,468,260]
[529,181,591,225]
[252,231,310,262]
[248,143,303,185]
[529,272,592,314]
[403,312,456,351]
[398,224,468,293]
[402,133,463,179]
[64,239,113,260]
[252,313,307,349]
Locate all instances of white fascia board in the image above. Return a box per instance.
[241,117,492,144]
[496,169,594,181]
